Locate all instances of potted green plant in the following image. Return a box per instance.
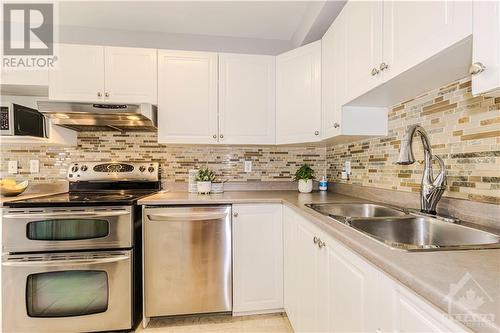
[196,168,216,194]
[294,164,315,193]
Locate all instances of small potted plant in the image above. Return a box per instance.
[294,164,315,193]
[196,168,215,194]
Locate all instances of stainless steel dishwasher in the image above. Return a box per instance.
[143,205,232,317]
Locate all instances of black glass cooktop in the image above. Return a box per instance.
[4,190,159,207]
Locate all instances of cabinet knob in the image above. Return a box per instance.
[313,236,319,244]
[105,92,110,97]
[469,62,486,75]
[220,134,224,139]
[314,131,319,136]
[213,134,217,139]
[97,92,102,97]
[333,122,340,128]
[318,239,326,248]
[233,212,238,217]
[371,68,379,76]
[379,62,389,71]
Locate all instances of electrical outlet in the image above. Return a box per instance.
[345,160,351,175]
[30,160,40,173]
[244,160,252,173]
[8,160,18,174]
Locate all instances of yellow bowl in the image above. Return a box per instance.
[0,180,29,197]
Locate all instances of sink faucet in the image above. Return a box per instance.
[396,125,446,214]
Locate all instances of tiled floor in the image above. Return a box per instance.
[136,313,294,333]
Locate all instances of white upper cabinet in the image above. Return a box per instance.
[49,44,105,102]
[276,41,321,144]
[322,11,346,139]
[471,0,500,95]
[334,0,473,107]
[218,54,276,144]
[322,9,388,142]
[49,44,157,103]
[157,50,218,144]
[344,1,384,102]
[383,0,472,82]
[232,204,283,314]
[104,47,157,104]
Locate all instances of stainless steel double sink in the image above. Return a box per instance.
[306,203,500,251]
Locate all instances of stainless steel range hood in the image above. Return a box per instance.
[37,101,157,132]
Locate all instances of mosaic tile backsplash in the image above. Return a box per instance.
[0,135,326,185]
[1,77,498,204]
[326,78,499,205]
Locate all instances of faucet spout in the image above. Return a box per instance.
[396,124,432,165]
[396,125,446,214]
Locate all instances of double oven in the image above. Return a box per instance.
[2,161,159,333]
[2,206,134,332]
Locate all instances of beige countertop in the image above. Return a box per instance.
[139,191,500,333]
[0,181,69,206]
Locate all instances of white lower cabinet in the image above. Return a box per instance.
[283,206,469,333]
[232,204,283,314]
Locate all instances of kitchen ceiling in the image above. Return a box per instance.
[57,1,346,53]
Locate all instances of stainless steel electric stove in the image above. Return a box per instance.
[2,161,160,333]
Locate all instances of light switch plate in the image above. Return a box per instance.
[244,160,252,173]
[345,160,351,175]
[8,160,18,174]
[30,160,39,173]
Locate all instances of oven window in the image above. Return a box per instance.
[27,219,109,240]
[27,270,108,317]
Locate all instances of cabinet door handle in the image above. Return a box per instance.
[233,212,238,218]
[314,131,319,136]
[220,134,224,139]
[313,236,319,244]
[469,62,486,75]
[212,134,217,139]
[97,92,102,97]
[371,68,379,76]
[333,122,340,129]
[379,62,389,71]
[318,239,326,248]
[105,92,110,97]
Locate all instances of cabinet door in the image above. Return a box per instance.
[294,219,319,332]
[322,9,346,139]
[276,41,321,144]
[344,1,383,102]
[219,54,275,144]
[471,1,500,95]
[383,0,472,82]
[283,207,300,331]
[328,241,381,333]
[233,204,283,313]
[157,50,218,144]
[49,44,105,101]
[104,47,157,104]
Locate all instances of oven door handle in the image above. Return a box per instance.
[2,255,129,267]
[3,210,130,219]
[147,212,228,222]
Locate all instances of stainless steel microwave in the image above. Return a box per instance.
[0,103,47,137]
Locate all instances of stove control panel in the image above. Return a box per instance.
[67,162,159,182]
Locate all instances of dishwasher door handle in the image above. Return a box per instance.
[147,212,228,222]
